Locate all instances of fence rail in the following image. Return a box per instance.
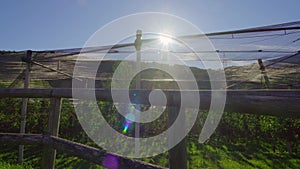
[0,88,300,169]
[0,88,299,117]
[0,133,166,169]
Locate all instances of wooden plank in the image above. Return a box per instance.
[0,133,167,169]
[134,30,142,157]
[31,60,81,81]
[18,50,32,164]
[57,60,60,71]
[0,88,299,117]
[41,98,62,169]
[258,59,270,88]
[167,106,187,169]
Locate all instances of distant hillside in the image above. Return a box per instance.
[0,51,299,89]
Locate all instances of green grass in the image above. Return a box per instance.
[0,145,104,169]
[0,161,33,169]
[0,137,299,169]
[188,142,300,169]
[186,140,300,169]
[0,98,299,168]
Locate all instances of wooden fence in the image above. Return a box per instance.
[0,133,166,169]
[0,88,300,169]
[0,88,299,117]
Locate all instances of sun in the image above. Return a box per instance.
[159,35,172,46]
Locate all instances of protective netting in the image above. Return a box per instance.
[0,21,300,89]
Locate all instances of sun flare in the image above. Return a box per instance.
[159,35,172,46]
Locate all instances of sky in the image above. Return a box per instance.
[0,0,300,51]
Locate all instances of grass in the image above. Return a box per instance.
[0,161,33,169]
[0,145,104,169]
[186,140,300,169]
[1,136,299,169]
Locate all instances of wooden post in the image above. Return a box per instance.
[57,60,60,71]
[134,30,142,157]
[18,50,32,164]
[167,106,187,169]
[258,59,270,88]
[41,97,62,169]
[135,30,142,90]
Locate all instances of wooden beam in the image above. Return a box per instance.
[134,29,142,157]
[0,133,167,169]
[41,98,62,169]
[18,50,32,164]
[0,88,299,118]
[168,106,187,169]
[258,59,270,88]
[31,60,82,81]
[56,60,60,71]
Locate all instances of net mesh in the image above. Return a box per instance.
[0,21,300,89]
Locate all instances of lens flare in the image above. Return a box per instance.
[102,154,119,169]
[159,35,172,46]
[122,120,131,133]
[123,113,135,134]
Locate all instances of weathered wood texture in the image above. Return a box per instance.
[41,98,62,169]
[0,88,299,118]
[18,50,32,164]
[167,106,187,169]
[0,133,167,169]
